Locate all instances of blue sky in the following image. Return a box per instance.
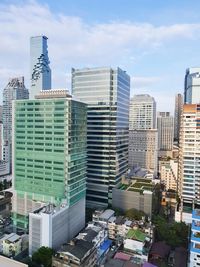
[1,0,200,111]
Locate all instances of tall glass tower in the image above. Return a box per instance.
[30,36,51,99]
[72,67,130,207]
[3,77,29,172]
[184,67,200,104]
[12,90,87,231]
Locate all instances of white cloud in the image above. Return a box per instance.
[0,0,200,108]
[131,76,161,89]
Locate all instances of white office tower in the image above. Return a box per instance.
[176,104,200,224]
[174,94,183,143]
[157,112,174,156]
[72,67,130,207]
[184,67,200,104]
[129,94,156,130]
[129,94,157,172]
[129,129,158,173]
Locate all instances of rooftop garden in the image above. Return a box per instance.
[118,179,153,193]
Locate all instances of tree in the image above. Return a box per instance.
[153,215,189,248]
[125,208,146,220]
[32,246,54,267]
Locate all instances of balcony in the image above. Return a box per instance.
[192,209,200,220]
[190,243,200,254]
[192,221,200,231]
[191,233,200,242]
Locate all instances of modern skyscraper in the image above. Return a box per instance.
[129,129,158,172]
[129,94,157,172]
[184,67,200,104]
[30,36,51,100]
[174,93,183,142]
[157,112,174,153]
[129,94,156,130]
[176,104,200,223]
[12,89,87,232]
[3,77,29,171]
[72,67,130,207]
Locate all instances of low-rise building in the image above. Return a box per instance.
[52,239,96,267]
[29,202,84,256]
[108,216,133,240]
[2,233,22,257]
[123,228,152,265]
[112,179,156,217]
[92,209,115,225]
[52,222,110,267]
[149,241,170,264]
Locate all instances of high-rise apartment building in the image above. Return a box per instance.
[72,67,130,207]
[3,77,29,171]
[30,36,51,100]
[159,159,178,191]
[174,94,183,142]
[12,89,87,231]
[189,209,200,267]
[129,129,158,172]
[184,67,200,104]
[157,112,174,153]
[129,94,156,130]
[176,104,200,223]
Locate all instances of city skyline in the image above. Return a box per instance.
[1,0,200,111]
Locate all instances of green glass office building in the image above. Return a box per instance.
[12,90,87,230]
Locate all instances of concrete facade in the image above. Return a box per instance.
[29,198,85,255]
[157,112,174,152]
[129,129,158,173]
[112,188,153,216]
[159,159,178,191]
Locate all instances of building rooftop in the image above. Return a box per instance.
[4,233,21,243]
[105,258,140,267]
[118,179,153,193]
[108,216,116,223]
[126,229,147,242]
[35,89,71,99]
[57,239,93,260]
[77,228,98,243]
[99,209,115,220]
[115,216,124,225]
[32,203,67,216]
[149,241,170,259]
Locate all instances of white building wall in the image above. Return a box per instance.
[129,94,156,130]
[159,159,178,191]
[129,129,158,173]
[29,198,85,256]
